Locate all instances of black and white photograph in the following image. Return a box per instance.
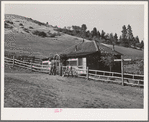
[1,1,148,121]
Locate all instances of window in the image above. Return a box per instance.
[69,61,77,66]
[78,58,83,66]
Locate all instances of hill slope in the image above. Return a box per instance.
[4,14,144,60]
[101,43,143,60]
[4,14,86,58]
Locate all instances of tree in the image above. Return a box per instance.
[126,25,133,47]
[121,25,127,39]
[100,55,116,72]
[134,36,140,48]
[92,27,97,38]
[81,24,87,31]
[121,25,129,47]
[135,36,140,43]
[72,25,77,35]
[97,31,100,39]
[114,33,118,45]
[63,26,67,33]
[101,30,106,39]
[126,25,133,39]
[140,40,144,49]
[86,30,90,38]
[81,24,87,39]
[131,37,136,47]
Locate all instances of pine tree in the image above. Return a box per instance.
[126,25,133,47]
[81,24,87,39]
[121,25,127,39]
[101,30,106,39]
[92,27,97,37]
[140,40,144,49]
[121,25,129,47]
[97,31,100,39]
[81,24,87,31]
[114,33,118,45]
[135,36,140,43]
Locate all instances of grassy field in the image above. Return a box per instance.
[5,32,83,58]
[4,14,87,58]
[4,66,143,108]
[101,43,143,60]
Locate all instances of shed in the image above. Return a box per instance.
[60,40,122,72]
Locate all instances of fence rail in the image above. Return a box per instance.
[5,56,49,74]
[62,66,144,87]
[89,68,144,86]
[5,56,144,87]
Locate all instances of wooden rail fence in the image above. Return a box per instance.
[5,57,144,87]
[5,57,49,73]
[61,66,144,87]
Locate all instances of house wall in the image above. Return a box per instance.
[82,57,86,69]
[86,53,121,72]
[66,53,121,73]
[86,52,100,70]
[68,58,87,69]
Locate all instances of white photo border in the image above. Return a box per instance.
[1,1,148,121]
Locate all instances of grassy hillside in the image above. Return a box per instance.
[4,14,144,61]
[101,43,143,60]
[4,14,86,58]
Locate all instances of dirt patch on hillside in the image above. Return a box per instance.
[4,73,143,108]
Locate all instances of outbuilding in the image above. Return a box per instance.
[60,40,122,72]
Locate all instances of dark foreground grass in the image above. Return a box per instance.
[4,76,59,107]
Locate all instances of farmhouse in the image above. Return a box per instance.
[60,40,122,72]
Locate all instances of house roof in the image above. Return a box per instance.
[96,41,122,56]
[60,40,122,58]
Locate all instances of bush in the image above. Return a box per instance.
[19,23,23,26]
[29,26,33,29]
[32,30,47,37]
[50,33,56,37]
[5,23,13,29]
[6,20,13,24]
[23,28,30,33]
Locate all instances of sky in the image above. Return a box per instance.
[4,3,144,41]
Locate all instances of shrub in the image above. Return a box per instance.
[50,33,56,37]
[6,20,13,24]
[5,23,13,29]
[29,26,33,29]
[19,23,23,26]
[32,30,47,37]
[23,28,30,33]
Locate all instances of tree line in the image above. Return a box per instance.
[54,24,144,49]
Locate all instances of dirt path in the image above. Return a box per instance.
[4,73,143,108]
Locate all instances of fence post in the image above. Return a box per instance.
[13,55,15,67]
[30,62,32,72]
[59,63,62,76]
[121,56,124,86]
[86,67,89,80]
[48,62,50,75]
